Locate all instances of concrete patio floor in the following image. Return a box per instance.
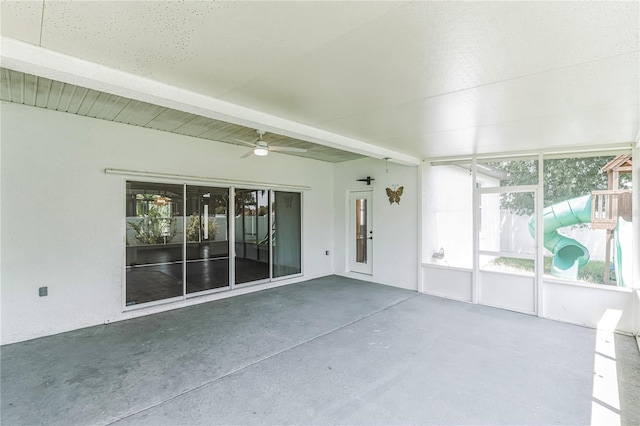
[1,275,639,425]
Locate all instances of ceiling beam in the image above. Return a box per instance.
[0,37,420,166]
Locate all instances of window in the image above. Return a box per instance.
[423,164,473,268]
[542,155,633,285]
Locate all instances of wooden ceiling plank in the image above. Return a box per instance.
[81,90,101,117]
[105,98,131,121]
[53,81,65,110]
[72,87,90,115]
[63,85,78,112]
[1,69,12,102]
[41,78,53,108]
[99,95,123,120]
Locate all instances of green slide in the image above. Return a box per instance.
[613,217,632,287]
[528,195,591,280]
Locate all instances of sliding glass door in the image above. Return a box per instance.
[125,182,185,306]
[235,189,270,284]
[185,186,230,294]
[125,182,302,307]
[273,191,302,278]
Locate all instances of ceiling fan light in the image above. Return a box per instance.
[254,146,269,156]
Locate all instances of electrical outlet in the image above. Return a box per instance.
[39,287,48,297]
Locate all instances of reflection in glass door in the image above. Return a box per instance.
[185,186,230,294]
[477,187,537,314]
[125,182,184,305]
[273,191,302,278]
[235,189,270,284]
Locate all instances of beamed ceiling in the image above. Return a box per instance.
[1,1,638,161]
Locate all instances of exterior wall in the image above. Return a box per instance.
[0,102,335,344]
[333,158,418,290]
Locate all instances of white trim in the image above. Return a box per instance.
[110,275,308,322]
[428,144,633,165]
[478,301,536,316]
[478,250,535,260]
[269,190,274,280]
[476,184,538,194]
[229,187,236,289]
[182,184,187,299]
[121,178,128,310]
[422,263,473,273]
[417,162,424,293]
[477,268,535,279]
[124,295,184,312]
[543,278,635,293]
[539,315,635,337]
[1,37,420,166]
[271,272,304,283]
[106,168,311,191]
[301,191,306,278]
[185,285,231,298]
[235,277,271,287]
[471,158,479,304]
[536,153,544,317]
[422,291,474,304]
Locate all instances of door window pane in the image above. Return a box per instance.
[126,182,184,305]
[185,186,230,294]
[273,191,301,278]
[355,198,367,263]
[235,189,270,284]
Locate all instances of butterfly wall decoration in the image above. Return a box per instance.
[385,186,403,205]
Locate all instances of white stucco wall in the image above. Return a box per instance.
[0,102,335,344]
[333,158,418,290]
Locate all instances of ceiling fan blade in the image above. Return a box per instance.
[240,149,254,158]
[269,146,308,153]
[234,138,257,147]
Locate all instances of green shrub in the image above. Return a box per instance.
[186,214,219,242]
[490,256,608,284]
[128,208,177,245]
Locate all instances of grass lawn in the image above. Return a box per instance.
[489,256,612,285]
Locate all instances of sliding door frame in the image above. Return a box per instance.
[122,178,304,311]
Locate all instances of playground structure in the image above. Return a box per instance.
[529,154,632,285]
[591,154,633,285]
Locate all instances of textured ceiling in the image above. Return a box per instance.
[0,68,364,162]
[1,1,638,159]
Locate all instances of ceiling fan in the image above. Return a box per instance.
[235,130,307,158]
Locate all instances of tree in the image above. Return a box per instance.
[485,156,630,215]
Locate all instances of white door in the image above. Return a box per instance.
[476,187,538,314]
[349,191,373,274]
